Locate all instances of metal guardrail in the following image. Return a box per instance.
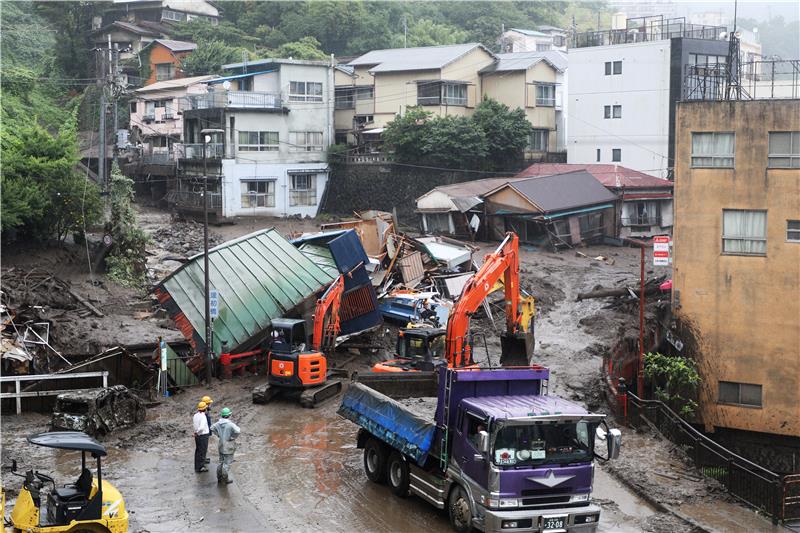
[166,190,222,210]
[1,371,109,414]
[625,391,798,521]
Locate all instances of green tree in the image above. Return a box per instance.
[171,20,260,49]
[644,352,701,418]
[471,97,533,170]
[0,114,101,242]
[106,163,149,287]
[271,37,328,60]
[382,107,435,164]
[406,19,468,47]
[180,41,246,76]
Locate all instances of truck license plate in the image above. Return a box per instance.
[542,515,567,531]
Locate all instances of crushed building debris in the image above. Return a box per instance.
[51,385,147,437]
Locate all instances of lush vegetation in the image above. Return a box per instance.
[381,98,532,171]
[106,163,149,287]
[644,352,701,418]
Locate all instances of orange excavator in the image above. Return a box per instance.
[372,232,535,373]
[253,274,348,407]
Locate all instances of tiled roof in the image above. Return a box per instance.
[515,163,673,189]
[480,50,567,73]
[492,170,618,213]
[349,43,492,73]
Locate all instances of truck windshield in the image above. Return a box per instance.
[492,421,594,467]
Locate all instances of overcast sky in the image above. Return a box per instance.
[611,0,800,23]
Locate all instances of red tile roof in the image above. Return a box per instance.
[515,163,673,190]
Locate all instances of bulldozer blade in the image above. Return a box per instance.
[500,330,534,367]
[352,371,438,398]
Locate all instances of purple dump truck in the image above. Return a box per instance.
[339,367,621,532]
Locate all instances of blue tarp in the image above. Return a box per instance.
[338,383,437,465]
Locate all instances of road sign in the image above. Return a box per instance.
[653,236,671,266]
[210,289,220,319]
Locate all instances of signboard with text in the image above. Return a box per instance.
[210,289,220,319]
[653,236,671,266]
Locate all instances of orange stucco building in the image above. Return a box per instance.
[141,39,197,86]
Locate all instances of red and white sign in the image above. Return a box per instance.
[653,236,671,266]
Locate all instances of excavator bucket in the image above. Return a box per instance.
[500,329,534,367]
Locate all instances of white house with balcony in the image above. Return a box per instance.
[129,75,216,164]
[177,58,334,219]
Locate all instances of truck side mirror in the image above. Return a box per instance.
[607,429,622,460]
[478,430,490,454]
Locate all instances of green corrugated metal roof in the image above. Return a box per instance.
[158,229,335,353]
[297,243,338,278]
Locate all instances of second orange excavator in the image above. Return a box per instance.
[372,232,535,373]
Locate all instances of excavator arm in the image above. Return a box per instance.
[445,232,534,367]
[311,274,345,352]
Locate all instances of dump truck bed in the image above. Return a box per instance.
[338,382,439,465]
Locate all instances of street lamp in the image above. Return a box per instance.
[200,128,224,384]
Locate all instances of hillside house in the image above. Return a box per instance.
[139,39,197,85]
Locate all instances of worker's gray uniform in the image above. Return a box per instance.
[210,417,240,483]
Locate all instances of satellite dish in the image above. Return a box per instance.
[734,30,742,38]
[222,80,232,90]
[719,31,728,40]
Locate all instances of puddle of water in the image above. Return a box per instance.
[594,466,656,519]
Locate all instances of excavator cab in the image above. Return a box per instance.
[268,318,326,388]
[372,328,448,372]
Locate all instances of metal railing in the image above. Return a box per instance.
[141,152,175,165]
[185,90,282,110]
[625,392,798,521]
[574,16,725,48]
[622,216,661,227]
[183,143,224,160]
[685,60,800,101]
[1,371,109,414]
[166,190,222,210]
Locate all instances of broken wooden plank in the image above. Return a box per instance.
[653,471,681,481]
[67,288,104,317]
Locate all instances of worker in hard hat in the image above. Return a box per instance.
[210,407,240,484]
[192,401,210,473]
[201,395,214,465]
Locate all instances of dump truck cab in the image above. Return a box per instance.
[4,431,128,533]
[268,318,326,388]
[372,328,448,372]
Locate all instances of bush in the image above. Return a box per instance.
[644,352,701,418]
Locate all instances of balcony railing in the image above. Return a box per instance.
[684,60,800,101]
[183,143,224,160]
[167,190,222,210]
[185,90,282,110]
[622,216,661,227]
[574,16,725,48]
[142,152,175,165]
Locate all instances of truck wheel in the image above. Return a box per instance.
[448,485,474,533]
[363,438,387,484]
[387,451,409,497]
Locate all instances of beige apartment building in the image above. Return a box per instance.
[335,43,561,154]
[672,99,800,439]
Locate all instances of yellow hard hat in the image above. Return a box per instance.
[197,401,207,411]
[201,395,213,404]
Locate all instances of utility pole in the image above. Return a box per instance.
[402,15,408,48]
[112,43,119,161]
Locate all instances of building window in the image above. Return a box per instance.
[612,148,621,162]
[535,84,555,106]
[718,381,762,408]
[290,131,323,152]
[155,63,175,81]
[238,131,279,152]
[787,220,800,242]
[442,83,467,106]
[689,53,727,67]
[335,87,354,109]
[289,81,323,102]
[613,105,622,118]
[536,43,552,51]
[768,131,800,168]
[238,76,253,92]
[241,180,275,208]
[605,61,622,75]
[596,148,601,162]
[625,201,661,227]
[604,105,611,119]
[289,174,317,206]
[162,9,187,22]
[691,132,735,167]
[130,102,137,114]
[356,86,374,100]
[418,82,467,106]
[529,129,549,152]
[553,35,565,47]
[722,209,767,255]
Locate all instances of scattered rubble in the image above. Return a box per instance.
[148,220,223,258]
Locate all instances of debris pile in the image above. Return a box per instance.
[149,220,222,257]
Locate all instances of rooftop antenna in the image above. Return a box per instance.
[403,15,408,48]
[242,50,248,74]
[724,0,746,100]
